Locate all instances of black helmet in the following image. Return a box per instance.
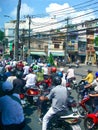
[88,69,92,73]
[53,76,62,85]
[10,68,16,75]
[16,71,23,78]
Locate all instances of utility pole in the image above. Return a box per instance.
[28,16,31,49]
[64,17,69,63]
[14,0,21,60]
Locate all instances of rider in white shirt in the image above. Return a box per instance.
[23,68,37,89]
[66,65,75,81]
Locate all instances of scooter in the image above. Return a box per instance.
[47,105,82,130]
[38,87,82,130]
[66,77,77,90]
[78,93,98,130]
[19,87,40,106]
[19,82,52,106]
[84,111,98,130]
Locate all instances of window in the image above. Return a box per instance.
[38,45,41,49]
[54,44,59,48]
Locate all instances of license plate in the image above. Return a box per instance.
[33,96,38,101]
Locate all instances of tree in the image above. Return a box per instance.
[0,30,4,42]
[47,53,55,66]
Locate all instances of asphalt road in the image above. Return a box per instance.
[23,64,98,130]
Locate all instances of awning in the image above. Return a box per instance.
[96,51,98,55]
[30,51,46,56]
[51,52,64,56]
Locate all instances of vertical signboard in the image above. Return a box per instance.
[78,41,86,55]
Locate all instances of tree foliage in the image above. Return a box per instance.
[0,30,4,42]
[47,53,55,66]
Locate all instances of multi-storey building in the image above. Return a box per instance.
[4,17,98,64]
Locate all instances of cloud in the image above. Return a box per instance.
[45,3,95,24]
[10,3,34,18]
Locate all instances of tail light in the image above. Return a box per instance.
[26,89,40,95]
[19,94,25,99]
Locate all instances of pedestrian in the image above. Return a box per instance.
[0,81,25,130]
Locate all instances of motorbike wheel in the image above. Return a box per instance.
[84,117,98,130]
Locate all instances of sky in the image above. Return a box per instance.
[0,0,98,30]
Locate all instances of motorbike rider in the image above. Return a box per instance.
[42,63,49,79]
[23,63,30,77]
[23,67,37,91]
[6,67,17,84]
[13,71,26,94]
[0,81,25,130]
[85,72,98,112]
[65,65,75,82]
[40,75,68,130]
[82,69,94,84]
[57,71,66,87]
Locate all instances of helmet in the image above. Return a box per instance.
[88,69,92,73]
[57,71,63,77]
[16,71,23,78]
[95,72,98,77]
[2,81,13,92]
[53,76,62,85]
[51,67,57,73]
[10,68,16,75]
[33,65,37,70]
[47,63,51,67]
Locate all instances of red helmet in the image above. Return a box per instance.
[51,67,57,73]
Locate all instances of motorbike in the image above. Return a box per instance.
[38,86,82,130]
[47,102,82,130]
[76,80,89,101]
[77,92,98,130]
[19,87,40,106]
[84,112,98,130]
[66,77,77,90]
[19,80,52,106]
